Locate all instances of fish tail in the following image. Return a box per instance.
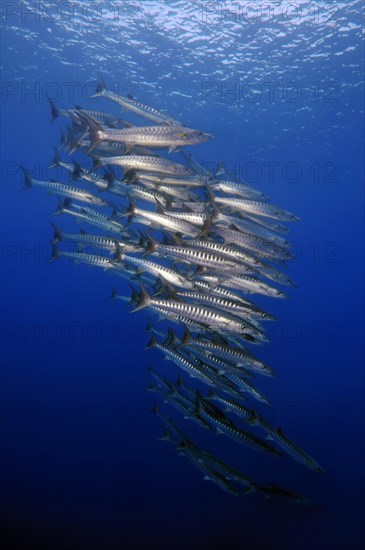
[49,222,63,245]
[103,167,115,188]
[145,333,158,349]
[95,74,107,96]
[49,100,59,123]
[71,160,83,181]
[78,112,104,153]
[110,288,119,300]
[49,244,60,263]
[132,281,152,313]
[21,166,33,191]
[205,389,217,401]
[49,147,61,168]
[142,235,158,256]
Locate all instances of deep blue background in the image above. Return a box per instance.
[1,3,364,549]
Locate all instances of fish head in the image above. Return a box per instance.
[181,129,213,145]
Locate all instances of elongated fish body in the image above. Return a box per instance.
[107,180,169,207]
[22,170,109,207]
[138,181,194,200]
[191,281,261,309]
[91,124,212,150]
[225,373,269,405]
[255,484,312,506]
[148,241,239,271]
[214,196,300,222]
[136,295,254,336]
[97,154,190,176]
[118,254,193,289]
[169,201,206,212]
[73,107,122,128]
[161,210,206,226]
[129,171,205,187]
[126,204,200,237]
[56,201,125,234]
[215,213,289,248]
[147,336,215,385]
[52,247,114,269]
[197,447,255,488]
[212,224,290,262]
[185,346,252,379]
[196,401,281,456]
[185,239,271,271]
[205,389,256,423]
[93,77,182,126]
[82,112,212,153]
[256,415,324,473]
[177,443,239,496]
[217,273,286,299]
[209,180,268,201]
[50,101,121,128]
[180,331,273,377]
[50,223,118,253]
[175,291,268,325]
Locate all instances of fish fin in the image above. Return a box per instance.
[121,119,134,128]
[215,162,225,176]
[155,198,166,215]
[124,143,136,154]
[91,155,103,171]
[168,146,181,153]
[196,211,212,238]
[247,410,261,426]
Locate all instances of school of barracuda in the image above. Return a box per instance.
[24,76,323,505]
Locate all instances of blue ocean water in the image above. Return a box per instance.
[1,2,364,549]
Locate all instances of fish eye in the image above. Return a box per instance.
[276,290,282,295]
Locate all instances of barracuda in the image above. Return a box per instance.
[146,335,215,385]
[93,75,182,126]
[80,112,212,154]
[121,201,201,237]
[214,196,300,222]
[143,236,239,270]
[132,283,261,336]
[50,246,114,269]
[179,327,274,376]
[196,400,282,456]
[95,153,191,176]
[255,413,324,473]
[22,167,110,207]
[55,199,125,234]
